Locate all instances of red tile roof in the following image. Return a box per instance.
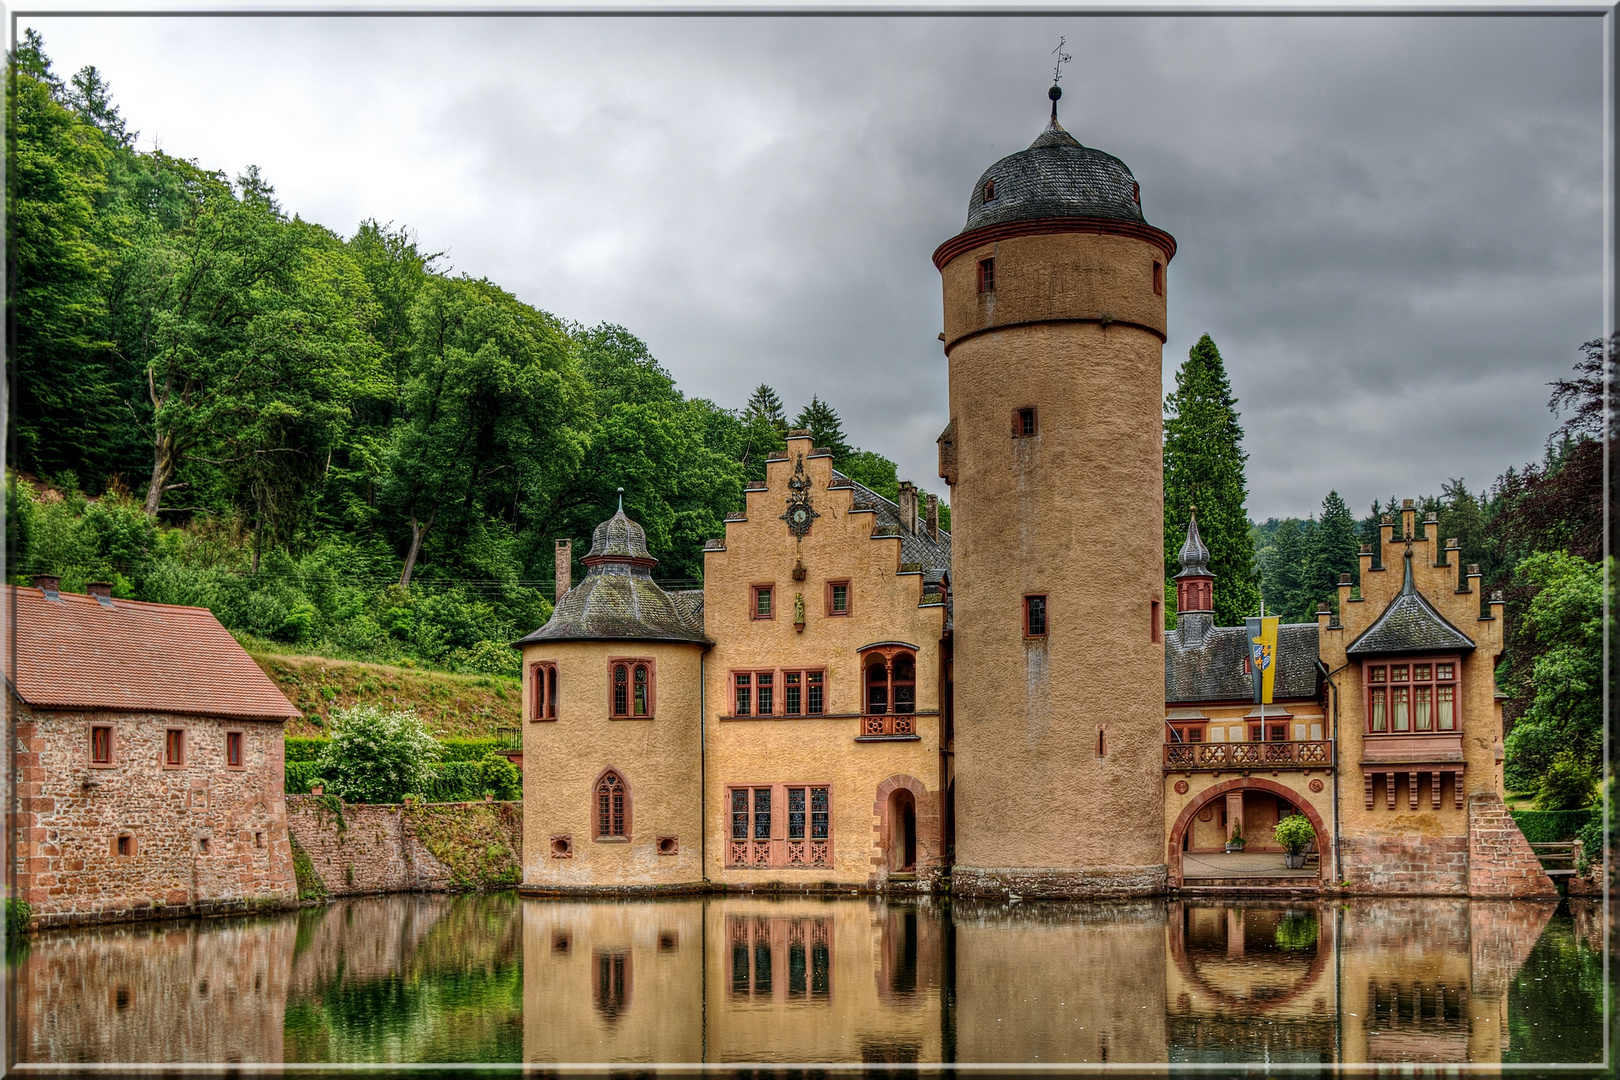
[6,585,301,720]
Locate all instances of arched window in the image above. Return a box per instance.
[866,661,889,715]
[548,666,559,718]
[532,662,559,721]
[633,665,649,716]
[613,665,629,716]
[596,771,628,839]
[892,654,915,715]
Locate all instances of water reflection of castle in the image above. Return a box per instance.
[18,894,1578,1066]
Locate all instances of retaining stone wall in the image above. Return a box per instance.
[950,864,1168,899]
[1466,792,1559,898]
[285,797,521,896]
[1338,836,1469,894]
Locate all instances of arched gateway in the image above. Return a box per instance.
[1167,777,1331,888]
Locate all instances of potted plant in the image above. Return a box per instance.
[309,777,326,797]
[1273,814,1316,869]
[1225,821,1245,853]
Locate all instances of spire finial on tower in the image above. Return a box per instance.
[617,487,624,513]
[1049,37,1072,123]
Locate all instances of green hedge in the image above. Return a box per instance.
[286,735,515,765]
[286,737,328,763]
[1510,808,1598,844]
[286,761,322,794]
[287,756,517,802]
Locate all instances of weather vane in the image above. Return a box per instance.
[1051,37,1072,85]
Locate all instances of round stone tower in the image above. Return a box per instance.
[934,86,1175,897]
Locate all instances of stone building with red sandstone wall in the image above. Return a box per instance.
[7,578,301,927]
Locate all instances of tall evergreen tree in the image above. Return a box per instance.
[1163,333,1260,625]
[793,395,852,461]
[738,383,788,482]
[1306,490,1360,614]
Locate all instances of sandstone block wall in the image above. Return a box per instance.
[1466,792,1559,898]
[1338,836,1468,894]
[10,703,295,928]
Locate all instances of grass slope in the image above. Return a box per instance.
[252,652,521,739]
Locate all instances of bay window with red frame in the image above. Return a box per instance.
[1363,658,1460,734]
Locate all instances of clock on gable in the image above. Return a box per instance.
[780,454,820,538]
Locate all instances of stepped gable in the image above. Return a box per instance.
[829,470,952,574]
[1165,621,1320,703]
[8,583,300,719]
[515,507,708,645]
[1346,547,1475,657]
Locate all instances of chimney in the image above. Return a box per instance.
[33,574,61,600]
[925,494,940,541]
[555,540,572,600]
[86,582,114,608]
[898,482,918,534]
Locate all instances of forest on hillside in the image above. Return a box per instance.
[5,33,929,674]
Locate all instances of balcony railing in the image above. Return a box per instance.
[1163,740,1333,771]
[861,713,916,737]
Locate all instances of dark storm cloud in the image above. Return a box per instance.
[30,12,1604,520]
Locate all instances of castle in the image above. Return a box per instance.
[516,88,1554,899]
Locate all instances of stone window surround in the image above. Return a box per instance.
[224,729,246,770]
[162,727,187,769]
[725,781,833,868]
[1012,405,1038,438]
[593,767,632,842]
[727,667,826,719]
[860,646,916,717]
[824,579,852,617]
[1364,654,1461,735]
[88,722,117,768]
[529,661,559,721]
[750,583,776,621]
[608,657,655,720]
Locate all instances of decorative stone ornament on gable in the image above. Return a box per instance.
[780,454,820,538]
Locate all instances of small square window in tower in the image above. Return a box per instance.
[978,258,995,293]
[752,585,774,620]
[1013,407,1037,438]
[1024,594,1048,638]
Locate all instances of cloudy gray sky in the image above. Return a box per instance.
[25,9,1607,521]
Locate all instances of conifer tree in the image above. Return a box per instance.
[1163,333,1261,625]
[738,384,788,482]
[1306,490,1360,614]
[793,395,852,461]
[743,384,788,432]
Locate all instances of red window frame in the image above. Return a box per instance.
[531,662,558,721]
[781,669,825,716]
[978,257,995,293]
[594,769,631,840]
[1151,598,1162,643]
[90,724,114,767]
[725,782,833,868]
[1012,407,1038,438]
[225,730,245,770]
[1152,260,1164,296]
[983,179,996,202]
[609,658,655,719]
[751,584,775,620]
[163,728,186,769]
[1024,594,1048,638]
[1363,656,1460,734]
[825,580,851,616]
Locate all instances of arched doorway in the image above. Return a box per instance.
[1166,778,1330,888]
[890,789,917,871]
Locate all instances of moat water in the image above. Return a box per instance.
[7,892,1608,1068]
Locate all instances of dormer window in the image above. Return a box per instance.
[983,179,997,201]
[1131,180,1140,203]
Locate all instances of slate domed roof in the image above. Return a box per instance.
[585,508,654,564]
[515,505,708,646]
[1346,549,1475,658]
[1175,513,1212,580]
[959,89,1150,235]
